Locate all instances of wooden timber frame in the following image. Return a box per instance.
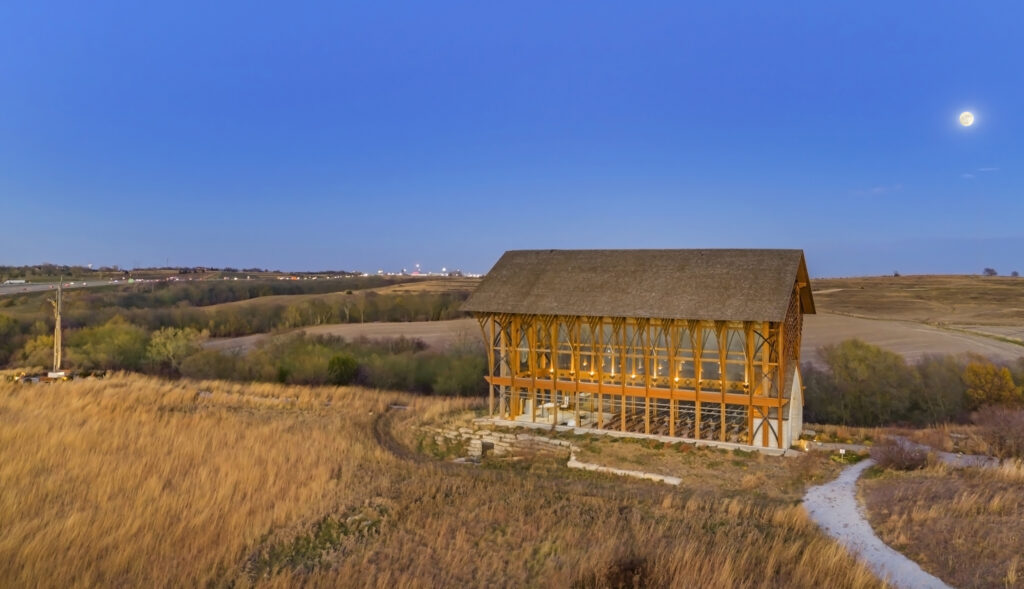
[474,292,804,449]
[465,249,814,450]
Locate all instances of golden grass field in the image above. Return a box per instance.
[200,277,480,312]
[0,374,883,588]
[204,318,480,354]
[812,275,1024,326]
[860,461,1024,588]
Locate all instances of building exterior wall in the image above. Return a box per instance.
[474,311,805,449]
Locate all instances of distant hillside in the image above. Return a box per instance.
[812,275,1024,326]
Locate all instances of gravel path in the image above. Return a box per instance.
[803,459,951,589]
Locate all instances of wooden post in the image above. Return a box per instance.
[528,316,537,424]
[749,325,757,444]
[620,319,627,432]
[778,319,786,449]
[574,319,581,428]
[51,280,63,373]
[550,318,558,428]
[762,321,771,447]
[477,314,495,417]
[719,322,727,442]
[694,323,702,440]
[669,320,677,438]
[510,316,520,419]
[597,319,603,429]
[644,321,651,435]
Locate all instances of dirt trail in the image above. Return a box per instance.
[372,406,424,463]
[803,460,952,589]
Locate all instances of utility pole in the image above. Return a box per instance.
[51,279,63,373]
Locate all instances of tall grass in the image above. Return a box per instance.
[861,463,1024,588]
[0,375,881,587]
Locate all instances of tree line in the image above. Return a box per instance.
[803,339,1024,426]
[12,317,485,396]
[0,283,470,367]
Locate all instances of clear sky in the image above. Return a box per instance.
[2,2,1022,277]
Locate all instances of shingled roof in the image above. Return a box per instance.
[462,249,814,322]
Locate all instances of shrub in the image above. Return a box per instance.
[804,339,918,426]
[65,316,149,371]
[147,326,208,374]
[179,349,245,380]
[912,355,967,424]
[327,354,358,385]
[870,438,928,471]
[963,360,1022,409]
[973,407,1024,459]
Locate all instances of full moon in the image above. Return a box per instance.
[959,111,975,126]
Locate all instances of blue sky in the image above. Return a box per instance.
[2,2,1022,276]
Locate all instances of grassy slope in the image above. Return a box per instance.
[813,275,1024,327]
[0,375,881,588]
[803,275,1024,362]
[860,463,1024,588]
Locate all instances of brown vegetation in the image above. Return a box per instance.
[894,407,1024,459]
[0,374,882,587]
[869,438,928,471]
[861,462,1024,588]
[803,275,1024,365]
[812,274,1024,326]
[572,436,841,501]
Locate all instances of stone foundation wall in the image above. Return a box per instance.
[423,426,572,458]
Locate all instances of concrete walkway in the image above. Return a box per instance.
[803,459,952,589]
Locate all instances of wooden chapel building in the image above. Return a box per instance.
[462,249,815,449]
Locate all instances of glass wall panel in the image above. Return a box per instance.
[601,322,619,381]
[725,327,747,386]
[624,323,643,382]
[700,326,721,391]
[557,321,573,372]
[517,329,530,375]
[675,326,696,383]
[579,323,596,381]
[534,321,552,375]
[651,324,669,388]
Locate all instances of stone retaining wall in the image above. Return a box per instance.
[423,426,573,458]
[424,423,780,487]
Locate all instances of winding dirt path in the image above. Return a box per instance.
[803,460,951,589]
[372,406,425,463]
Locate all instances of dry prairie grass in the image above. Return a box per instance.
[860,463,1024,588]
[891,422,992,454]
[812,275,1024,326]
[0,375,881,588]
[806,423,884,445]
[572,437,840,501]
